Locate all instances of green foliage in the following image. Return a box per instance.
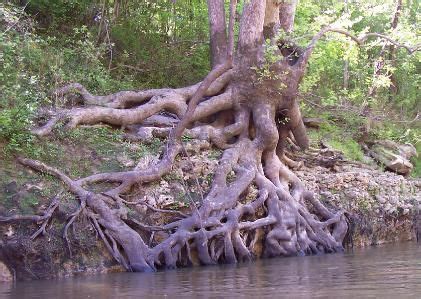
[208,148,223,160]
[296,0,419,115]
[0,26,41,152]
[328,138,364,162]
[371,123,420,146]
[109,0,210,88]
[411,147,421,178]
[25,0,94,29]
[306,111,366,161]
[0,4,134,154]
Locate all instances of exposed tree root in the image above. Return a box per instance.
[0,192,62,240]
[63,197,86,257]
[33,71,233,137]
[7,0,358,274]
[17,69,348,272]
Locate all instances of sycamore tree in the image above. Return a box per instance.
[4,0,419,272]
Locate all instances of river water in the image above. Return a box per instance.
[1,242,420,298]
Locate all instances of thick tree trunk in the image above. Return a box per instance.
[264,0,281,39]
[238,0,266,53]
[279,0,298,33]
[207,0,228,68]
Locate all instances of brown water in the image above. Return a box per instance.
[1,242,420,298]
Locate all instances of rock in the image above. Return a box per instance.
[389,197,398,204]
[3,181,17,194]
[320,191,332,198]
[158,194,175,206]
[375,195,386,204]
[4,226,14,238]
[117,155,135,168]
[369,140,417,175]
[170,182,185,196]
[383,202,392,212]
[399,143,417,160]
[0,262,12,282]
[303,117,324,128]
[134,154,159,170]
[344,190,358,199]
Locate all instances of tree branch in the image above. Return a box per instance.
[299,26,420,68]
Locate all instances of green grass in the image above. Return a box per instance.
[410,142,421,178]
[327,138,364,162]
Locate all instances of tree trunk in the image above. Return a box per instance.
[343,0,350,90]
[207,0,228,68]
[8,0,352,275]
[279,0,298,33]
[388,0,402,98]
[264,0,281,39]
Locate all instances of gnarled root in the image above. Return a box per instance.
[13,54,349,272]
[0,192,62,240]
[18,138,346,271]
[17,77,347,271]
[33,71,233,136]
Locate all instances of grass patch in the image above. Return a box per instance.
[327,138,364,162]
[410,142,421,178]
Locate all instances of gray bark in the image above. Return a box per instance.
[207,0,228,68]
[279,0,298,33]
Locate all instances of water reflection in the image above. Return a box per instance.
[1,242,420,298]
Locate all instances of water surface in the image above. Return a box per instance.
[1,242,420,298]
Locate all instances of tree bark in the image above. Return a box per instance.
[264,0,281,39]
[343,0,350,90]
[207,0,228,68]
[238,0,266,52]
[279,0,298,33]
[388,0,402,97]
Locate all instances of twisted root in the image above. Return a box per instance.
[14,65,347,272]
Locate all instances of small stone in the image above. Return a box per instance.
[117,155,135,168]
[0,262,12,282]
[384,202,392,212]
[389,197,398,204]
[3,181,17,194]
[376,195,386,204]
[4,226,14,238]
[320,191,331,198]
[145,195,156,207]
